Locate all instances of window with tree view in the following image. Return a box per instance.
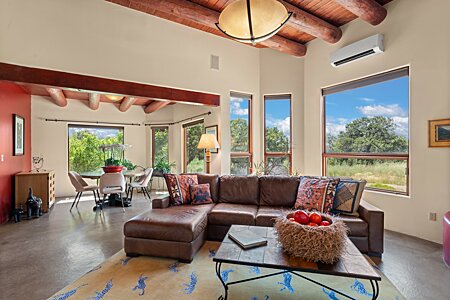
[68,125,124,173]
[264,95,291,175]
[230,92,252,175]
[323,67,409,194]
[183,120,205,173]
[152,127,169,166]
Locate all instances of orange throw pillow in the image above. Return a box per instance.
[176,174,198,204]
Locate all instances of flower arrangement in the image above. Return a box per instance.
[100,144,134,173]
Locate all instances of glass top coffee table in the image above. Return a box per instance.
[213,225,381,300]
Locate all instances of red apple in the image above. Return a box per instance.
[307,222,318,227]
[309,212,322,224]
[293,210,310,225]
[320,220,331,226]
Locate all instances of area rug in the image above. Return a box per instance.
[49,242,404,299]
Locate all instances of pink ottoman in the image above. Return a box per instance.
[444,212,450,267]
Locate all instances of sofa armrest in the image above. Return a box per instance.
[152,196,170,209]
[358,200,384,255]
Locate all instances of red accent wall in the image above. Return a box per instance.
[0,82,31,224]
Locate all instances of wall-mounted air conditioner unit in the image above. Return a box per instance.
[330,34,384,67]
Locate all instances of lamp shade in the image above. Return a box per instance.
[197,134,220,149]
[216,0,292,44]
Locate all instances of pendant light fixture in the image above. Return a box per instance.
[216,0,292,45]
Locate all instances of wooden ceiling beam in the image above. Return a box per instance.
[0,63,220,106]
[334,0,387,26]
[281,1,342,43]
[144,100,170,114]
[107,0,306,57]
[89,93,101,110]
[45,87,67,107]
[119,96,137,112]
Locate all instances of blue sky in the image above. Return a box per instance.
[326,76,409,138]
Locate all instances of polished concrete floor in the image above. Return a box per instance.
[0,193,448,300]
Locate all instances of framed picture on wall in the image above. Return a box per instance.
[13,114,25,156]
[205,125,219,153]
[429,118,450,147]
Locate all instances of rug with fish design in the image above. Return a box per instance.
[49,241,404,300]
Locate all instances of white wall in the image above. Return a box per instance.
[303,0,450,243]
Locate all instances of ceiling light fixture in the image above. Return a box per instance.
[216,0,292,45]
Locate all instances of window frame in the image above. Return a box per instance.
[67,124,124,172]
[321,67,410,196]
[230,92,253,175]
[182,119,205,173]
[151,126,169,167]
[264,94,292,175]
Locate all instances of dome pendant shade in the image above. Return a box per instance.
[216,0,292,44]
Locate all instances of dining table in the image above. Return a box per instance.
[80,170,146,208]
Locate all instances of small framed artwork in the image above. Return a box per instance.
[429,118,450,147]
[13,114,25,156]
[205,125,219,153]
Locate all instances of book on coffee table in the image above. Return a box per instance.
[228,229,268,250]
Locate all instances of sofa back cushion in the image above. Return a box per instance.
[219,175,259,205]
[259,176,300,207]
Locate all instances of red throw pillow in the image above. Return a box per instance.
[295,176,340,213]
[190,183,213,205]
[164,174,183,206]
[176,174,198,204]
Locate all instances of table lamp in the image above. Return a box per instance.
[197,134,220,173]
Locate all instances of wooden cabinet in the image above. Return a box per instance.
[15,170,55,213]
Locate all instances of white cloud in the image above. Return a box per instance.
[357,104,406,117]
[230,98,248,116]
[267,117,291,137]
[392,116,409,137]
[359,97,376,102]
[326,123,346,136]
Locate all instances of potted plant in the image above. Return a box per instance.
[100,144,132,173]
[153,160,176,177]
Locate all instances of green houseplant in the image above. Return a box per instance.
[153,160,176,176]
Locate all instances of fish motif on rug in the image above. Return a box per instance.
[250,296,269,300]
[49,284,87,300]
[169,261,180,272]
[120,257,133,266]
[182,272,198,295]
[89,279,113,300]
[220,269,234,283]
[208,248,216,257]
[132,274,148,296]
[350,279,373,297]
[249,266,261,275]
[278,273,295,293]
[322,288,340,300]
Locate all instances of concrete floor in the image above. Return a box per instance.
[0,193,448,300]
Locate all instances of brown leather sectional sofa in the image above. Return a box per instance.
[124,174,384,262]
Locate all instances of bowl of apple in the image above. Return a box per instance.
[274,210,348,264]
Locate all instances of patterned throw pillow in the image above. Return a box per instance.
[190,183,213,205]
[176,174,198,204]
[164,174,183,206]
[332,179,366,216]
[295,176,340,213]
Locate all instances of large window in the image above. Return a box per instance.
[230,92,252,175]
[323,67,409,195]
[183,120,205,173]
[264,95,292,175]
[152,126,169,166]
[68,125,124,173]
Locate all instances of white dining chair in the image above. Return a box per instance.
[127,168,153,201]
[68,171,99,211]
[99,173,127,212]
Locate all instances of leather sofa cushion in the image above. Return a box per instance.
[208,203,257,226]
[198,174,220,202]
[338,215,368,237]
[255,206,291,227]
[219,175,259,205]
[124,204,215,242]
[259,176,300,207]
